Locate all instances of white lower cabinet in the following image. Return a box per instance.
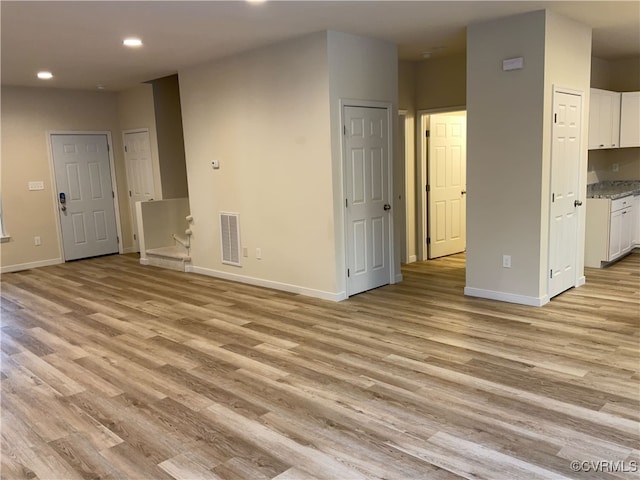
[634,195,640,246]
[585,196,634,267]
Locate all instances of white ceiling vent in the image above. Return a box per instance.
[220,212,241,266]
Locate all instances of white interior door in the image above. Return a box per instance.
[51,134,119,261]
[549,90,582,298]
[124,130,155,251]
[344,106,391,296]
[427,112,466,259]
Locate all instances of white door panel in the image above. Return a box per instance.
[345,106,391,296]
[52,134,119,261]
[549,91,582,298]
[428,113,467,259]
[124,130,156,251]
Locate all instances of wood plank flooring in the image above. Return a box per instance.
[1,253,639,480]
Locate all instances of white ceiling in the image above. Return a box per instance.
[2,1,639,92]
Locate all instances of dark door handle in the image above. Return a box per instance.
[574,200,583,207]
[461,191,467,196]
[383,204,391,211]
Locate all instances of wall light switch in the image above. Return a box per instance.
[612,163,619,172]
[28,181,45,191]
[211,160,220,169]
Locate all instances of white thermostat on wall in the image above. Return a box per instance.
[503,57,524,71]
[211,160,220,169]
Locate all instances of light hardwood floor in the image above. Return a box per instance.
[1,253,638,480]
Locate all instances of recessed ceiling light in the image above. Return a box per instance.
[123,37,143,47]
[247,0,267,3]
[421,52,431,59]
[37,71,53,79]
[96,84,106,90]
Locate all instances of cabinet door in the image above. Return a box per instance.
[634,196,640,246]
[589,89,621,149]
[609,209,622,260]
[620,92,640,147]
[620,208,633,254]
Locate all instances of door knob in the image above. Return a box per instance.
[461,190,467,196]
[574,200,583,207]
[383,204,391,211]
[61,205,67,212]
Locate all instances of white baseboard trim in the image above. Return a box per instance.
[139,258,150,265]
[394,273,403,283]
[576,275,586,287]
[408,255,417,263]
[1,257,63,274]
[464,286,549,307]
[122,246,137,254]
[188,265,345,302]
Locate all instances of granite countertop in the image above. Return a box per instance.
[586,180,640,199]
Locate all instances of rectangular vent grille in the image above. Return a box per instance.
[220,212,241,266]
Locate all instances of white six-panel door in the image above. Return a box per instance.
[124,130,156,252]
[344,106,391,296]
[428,113,467,259]
[549,91,582,298]
[51,134,119,261]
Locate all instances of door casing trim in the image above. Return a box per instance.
[47,131,123,261]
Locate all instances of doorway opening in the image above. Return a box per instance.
[413,109,467,263]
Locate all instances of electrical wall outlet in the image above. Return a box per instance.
[612,163,619,172]
[243,247,248,258]
[256,247,262,260]
[34,236,41,246]
[502,254,511,268]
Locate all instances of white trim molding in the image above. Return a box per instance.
[1,257,63,274]
[188,265,346,302]
[464,286,549,307]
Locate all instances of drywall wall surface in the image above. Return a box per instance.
[609,56,640,92]
[465,10,546,301]
[1,86,130,270]
[415,53,466,111]
[150,74,189,199]
[327,30,400,292]
[590,57,612,90]
[543,10,592,294]
[117,83,163,201]
[398,60,416,111]
[179,32,337,296]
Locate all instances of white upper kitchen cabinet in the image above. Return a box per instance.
[620,92,640,148]
[588,88,621,150]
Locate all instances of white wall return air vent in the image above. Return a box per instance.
[220,212,241,266]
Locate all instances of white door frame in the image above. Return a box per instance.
[416,106,466,261]
[47,131,123,261]
[547,86,586,298]
[340,99,396,294]
[122,128,156,252]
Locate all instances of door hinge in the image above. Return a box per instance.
[117,236,120,243]
[107,144,110,152]
[427,237,431,244]
[426,185,430,192]
[425,130,430,137]
[550,269,553,279]
[124,145,128,153]
[554,113,557,124]
[129,190,132,197]
[112,191,115,198]
[345,198,348,208]
[133,233,137,240]
[344,125,347,135]
[552,193,555,202]
[347,268,350,278]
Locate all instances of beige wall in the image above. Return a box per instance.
[466,11,546,302]
[0,86,131,270]
[542,10,593,293]
[150,75,189,199]
[466,10,591,304]
[327,30,400,291]
[179,32,337,298]
[415,54,466,110]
